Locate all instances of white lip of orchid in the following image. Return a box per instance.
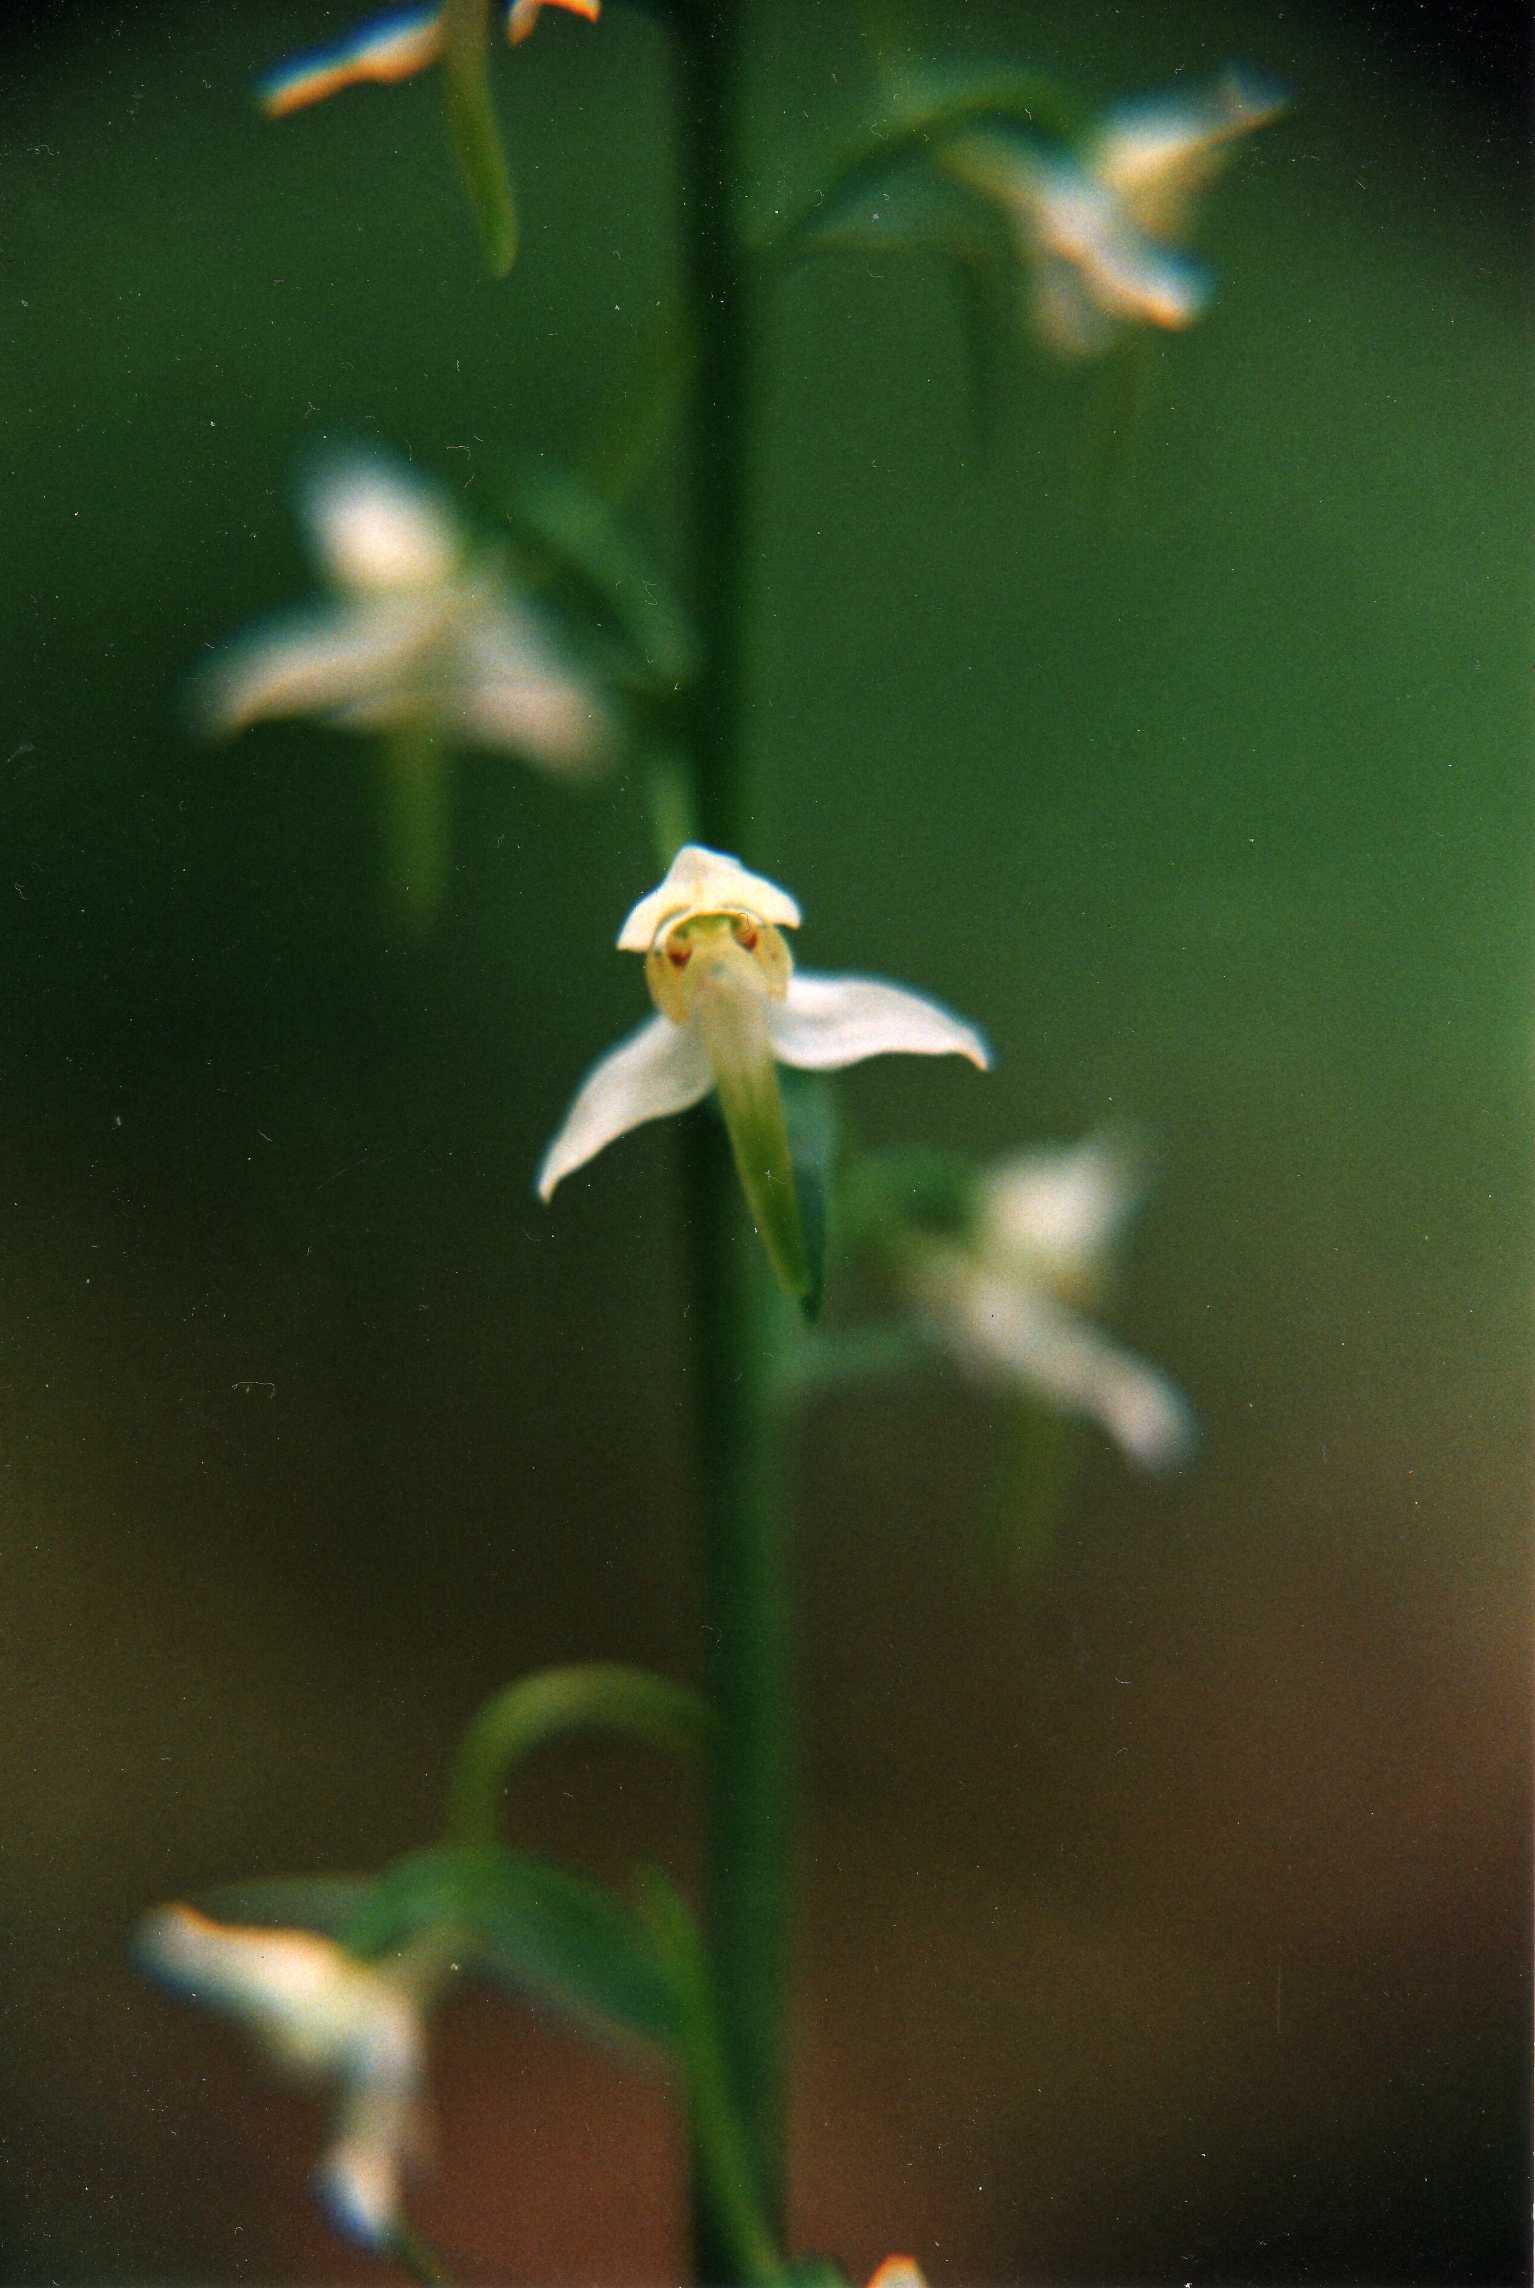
[138,1904,428,2254]
[537,844,989,1207]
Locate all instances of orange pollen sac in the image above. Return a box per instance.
[731,917,759,951]
[667,940,692,971]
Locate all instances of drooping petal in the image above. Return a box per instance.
[195,602,434,737]
[259,6,445,118]
[940,1267,1195,1470]
[314,2000,425,2251]
[1092,70,1289,241]
[537,1015,713,1201]
[767,973,990,1073]
[456,602,612,771]
[617,845,801,953]
[307,457,464,596]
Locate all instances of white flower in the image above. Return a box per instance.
[196,453,612,774]
[259,0,600,119]
[138,1903,428,2252]
[911,1133,1195,1470]
[948,69,1287,357]
[538,845,989,1291]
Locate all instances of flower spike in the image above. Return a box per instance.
[137,1904,431,2255]
[539,844,989,1297]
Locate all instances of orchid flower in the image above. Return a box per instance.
[259,0,599,119]
[947,69,1287,357]
[538,845,990,1296]
[867,2263,929,2288]
[137,1903,432,2253]
[907,1132,1196,1470]
[197,452,612,772]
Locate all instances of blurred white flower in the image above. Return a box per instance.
[866,2263,929,2288]
[259,0,599,119]
[196,454,612,774]
[910,1132,1196,1470]
[138,1903,429,2253]
[948,69,1287,357]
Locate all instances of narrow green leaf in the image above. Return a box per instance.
[448,1662,712,1848]
[343,1845,679,2050]
[440,0,519,277]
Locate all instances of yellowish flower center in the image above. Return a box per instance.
[644,910,793,1024]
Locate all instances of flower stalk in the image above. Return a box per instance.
[672,0,789,2268]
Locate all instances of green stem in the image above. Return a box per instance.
[672,2,791,2273]
[381,721,452,929]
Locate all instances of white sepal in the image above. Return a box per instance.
[196,603,434,738]
[767,972,991,1072]
[537,1014,713,1201]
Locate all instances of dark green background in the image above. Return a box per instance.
[0,0,1527,2279]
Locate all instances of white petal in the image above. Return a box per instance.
[194,602,431,737]
[617,845,801,952]
[537,1015,712,1201]
[767,973,990,1072]
[316,2124,409,2251]
[315,2000,425,2252]
[306,457,463,595]
[457,603,612,772]
[945,1271,1195,1470]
